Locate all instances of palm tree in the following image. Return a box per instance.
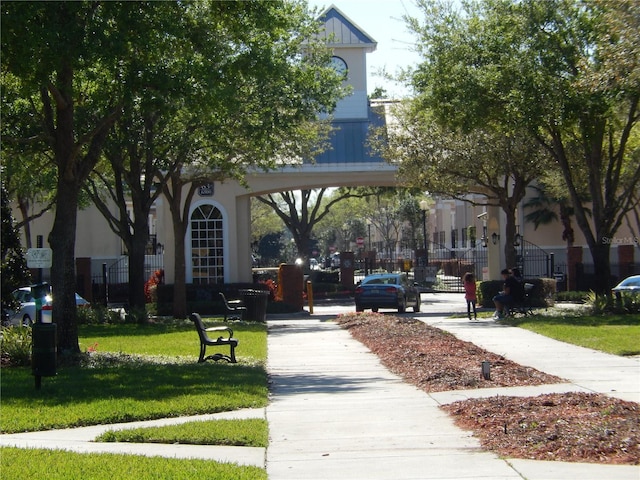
[524,185,583,248]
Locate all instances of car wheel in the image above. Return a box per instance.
[372,307,379,313]
[398,298,406,313]
[22,314,32,327]
[414,295,421,312]
[355,305,363,312]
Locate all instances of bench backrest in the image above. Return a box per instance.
[189,313,208,342]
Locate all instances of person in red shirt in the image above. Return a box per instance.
[463,272,477,320]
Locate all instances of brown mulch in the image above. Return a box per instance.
[336,312,640,465]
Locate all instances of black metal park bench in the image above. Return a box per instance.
[505,283,535,317]
[189,312,238,363]
[219,292,247,321]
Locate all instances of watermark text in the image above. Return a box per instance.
[602,236,639,245]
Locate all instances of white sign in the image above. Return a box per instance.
[425,266,438,283]
[26,248,52,268]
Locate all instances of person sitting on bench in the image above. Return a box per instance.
[492,268,523,318]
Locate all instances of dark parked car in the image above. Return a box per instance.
[354,273,421,313]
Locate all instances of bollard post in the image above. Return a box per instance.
[306,280,314,314]
[481,361,491,380]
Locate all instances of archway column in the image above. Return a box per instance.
[487,205,502,280]
[234,195,252,283]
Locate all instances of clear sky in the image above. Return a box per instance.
[307,0,424,98]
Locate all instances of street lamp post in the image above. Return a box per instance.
[419,200,429,269]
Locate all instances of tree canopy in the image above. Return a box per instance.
[1,1,347,346]
[404,0,640,292]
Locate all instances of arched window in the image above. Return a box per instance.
[190,204,224,284]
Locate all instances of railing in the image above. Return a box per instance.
[517,240,552,278]
[91,254,164,305]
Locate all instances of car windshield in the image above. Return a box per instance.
[620,277,640,287]
[364,276,398,285]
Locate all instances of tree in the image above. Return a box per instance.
[1,2,133,353]
[1,69,60,248]
[251,199,283,249]
[407,0,640,294]
[84,2,211,312]
[1,183,30,316]
[524,184,590,248]
[256,188,371,260]
[373,101,547,267]
[155,1,345,318]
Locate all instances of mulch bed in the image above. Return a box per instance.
[336,312,640,465]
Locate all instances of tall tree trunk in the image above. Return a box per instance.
[503,206,517,270]
[172,210,188,319]
[49,181,80,354]
[128,214,150,312]
[559,205,575,248]
[163,176,194,319]
[591,241,612,299]
[18,198,33,249]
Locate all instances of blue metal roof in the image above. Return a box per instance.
[310,106,386,164]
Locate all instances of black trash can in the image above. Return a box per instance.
[32,322,57,388]
[239,289,269,322]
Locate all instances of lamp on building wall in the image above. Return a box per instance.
[513,225,522,247]
[491,232,500,245]
[481,225,488,248]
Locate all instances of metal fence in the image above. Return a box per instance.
[90,254,164,305]
[573,262,639,292]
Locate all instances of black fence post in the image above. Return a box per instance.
[102,263,108,307]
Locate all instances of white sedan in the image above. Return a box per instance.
[8,287,89,326]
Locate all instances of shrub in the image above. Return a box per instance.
[258,279,278,301]
[555,291,590,303]
[77,305,125,325]
[125,307,149,325]
[144,269,164,303]
[615,291,640,314]
[1,326,31,366]
[589,290,640,315]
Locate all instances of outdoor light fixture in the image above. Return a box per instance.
[513,225,521,247]
[491,232,500,245]
[481,225,488,248]
[513,233,522,247]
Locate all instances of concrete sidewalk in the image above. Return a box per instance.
[266,314,640,480]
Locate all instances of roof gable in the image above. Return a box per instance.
[318,5,377,52]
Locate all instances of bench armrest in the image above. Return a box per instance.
[205,326,233,337]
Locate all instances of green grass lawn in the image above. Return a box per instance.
[1,318,269,478]
[1,320,268,433]
[500,313,640,356]
[78,319,267,360]
[96,418,268,447]
[1,447,267,480]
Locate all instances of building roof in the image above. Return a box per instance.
[310,105,386,164]
[317,5,377,52]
